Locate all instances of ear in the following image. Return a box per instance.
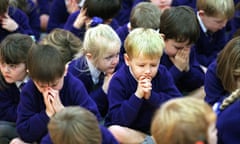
[198,10,205,17]
[85,53,92,60]
[159,33,165,40]
[124,53,130,66]
[64,63,69,76]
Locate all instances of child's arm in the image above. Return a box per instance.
[1,13,19,32]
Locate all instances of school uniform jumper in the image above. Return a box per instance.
[68,57,108,117]
[204,60,229,106]
[160,47,205,92]
[105,64,182,134]
[16,73,101,143]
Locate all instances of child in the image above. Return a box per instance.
[194,0,235,68]
[42,106,118,144]
[0,0,33,42]
[0,33,34,144]
[10,0,41,41]
[105,28,182,143]
[64,0,121,40]
[40,28,83,64]
[204,36,240,107]
[151,97,217,144]
[116,2,161,66]
[47,0,69,32]
[159,6,205,98]
[216,88,240,144]
[68,24,121,117]
[15,44,101,143]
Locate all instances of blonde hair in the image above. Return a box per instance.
[82,24,121,66]
[197,0,234,19]
[220,88,240,110]
[41,28,83,64]
[124,28,164,59]
[48,106,102,144]
[151,97,216,144]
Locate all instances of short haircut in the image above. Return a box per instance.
[27,44,65,83]
[82,24,121,66]
[124,28,165,59]
[197,0,234,19]
[41,28,83,64]
[0,0,9,15]
[83,0,121,20]
[151,97,216,144]
[160,6,199,44]
[0,33,34,64]
[217,36,240,92]
[130,2,161,30]
[48,106,102,144]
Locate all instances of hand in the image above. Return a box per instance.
[47,87,64,113]
[73,8,88,29]
[135,76,152,99]
[170,48,190,72]
[1,13,19,32]
[102,73,114,94]
[43,89,55,117]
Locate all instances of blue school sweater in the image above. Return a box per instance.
[0,7,33,42]
[160,47,205,92]
[105,64,182,134]
[47,0,69,32]
[68,56,108,117]
[194,26,227,67]
[37,0,50,15]
[64,10,119,40]
[16,73,101,143]
[204,60,229,106]
[0,84,20,122]
[217,99,240,144]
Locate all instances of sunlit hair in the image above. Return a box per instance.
[124,28,164,60]
[81,24,121,66]
[41,28,83,64]
[48,106,102,144]
[130,2,161,30]
[151,97,216,144]
[197,0,234,19]
[160,6,199,44]
[217,36,240,92]
[27,44,65,83]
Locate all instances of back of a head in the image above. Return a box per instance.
[151,97,216,144]
[124,28,165,60]
[48,106,102,144]
[197,0,234,19]
[160,6,200,44]
[83,24,121,65]
[0,33,34,64]
[130,2,161,30]
[83,0,121,20]
[41,28,83,64]
[217,36,240,92]
[27,44,65,83]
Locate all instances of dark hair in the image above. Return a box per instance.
[0,33,34,64]
[27,44,65,83]
[83,0,121,20]
[160,6,200,44]
[0,33,34,89]
[0,0,9,15]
